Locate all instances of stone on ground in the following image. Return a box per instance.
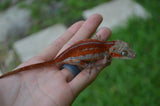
[14,24,66,62]
[83,0,150,29]
[0,6,32,42]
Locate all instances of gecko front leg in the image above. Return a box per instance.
[93,51,112,70]
[103,51,112,65]
[84,54,112,73]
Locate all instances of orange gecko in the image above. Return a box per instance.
[0,39,136,78]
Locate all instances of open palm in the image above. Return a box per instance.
[0,14,111,106]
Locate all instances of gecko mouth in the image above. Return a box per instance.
[127,48,136,59]
[126,53,136,59]
[132,54,136,58]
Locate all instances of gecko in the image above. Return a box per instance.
[0,39,136,78]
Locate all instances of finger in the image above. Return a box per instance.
[37,21,84,61]
[68,27,112,95]
[58,14,103,54]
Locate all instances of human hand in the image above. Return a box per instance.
[0,14,111,106]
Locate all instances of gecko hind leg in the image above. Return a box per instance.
[85,61,99,74]
[103,51,112,64]
[88,55,112,73]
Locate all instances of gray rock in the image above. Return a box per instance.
[83,0,150,29]
[0,6,32,42]
[14,24,67,62]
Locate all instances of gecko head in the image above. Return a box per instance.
[109,40,136,59]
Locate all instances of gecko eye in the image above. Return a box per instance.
[121,51,128,56]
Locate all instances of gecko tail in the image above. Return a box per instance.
[0,60,56,79]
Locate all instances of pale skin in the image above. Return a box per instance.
[0,14,111,106]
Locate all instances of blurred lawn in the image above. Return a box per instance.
[73,0,160,106]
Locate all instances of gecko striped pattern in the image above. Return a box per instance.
[0,39,136,78]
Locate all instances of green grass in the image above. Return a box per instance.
[73,0,160,106]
